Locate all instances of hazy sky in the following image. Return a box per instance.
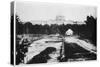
[16,1,97,22]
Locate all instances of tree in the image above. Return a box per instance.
[16,15,24,34]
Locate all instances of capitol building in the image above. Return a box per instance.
[31,15,86,25]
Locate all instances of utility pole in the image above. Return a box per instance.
[60,35,65,61]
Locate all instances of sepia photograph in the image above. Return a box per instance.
[11,1,97,65]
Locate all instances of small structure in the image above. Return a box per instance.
[65,29,73,36]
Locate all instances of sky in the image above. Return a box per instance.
[16,1,97,24]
